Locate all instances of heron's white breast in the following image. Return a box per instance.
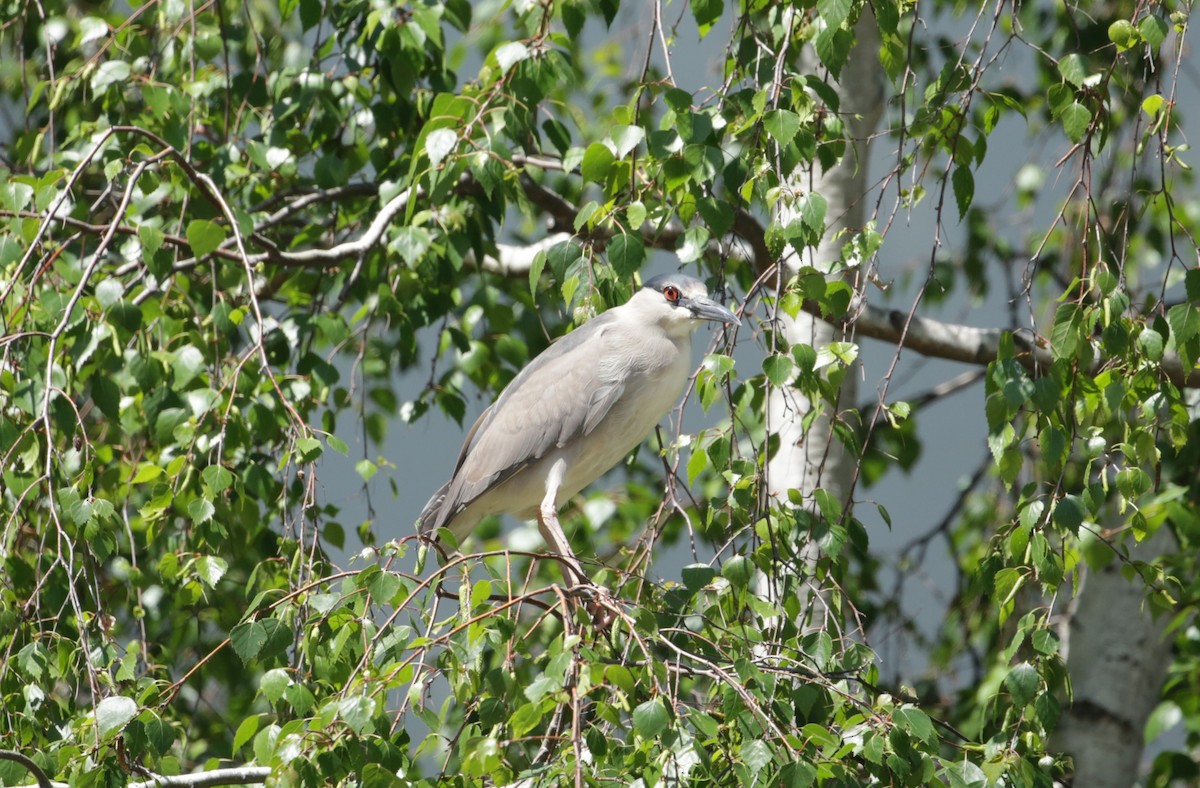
[554,331,692,502]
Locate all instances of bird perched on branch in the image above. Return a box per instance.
[417,273,739,587]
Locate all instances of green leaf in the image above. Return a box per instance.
[131,464,163,484]
[762,353,794,386]
[493,41,529,72]
[697,197,734,237]
[187,498,215,526]
[425,128,457,167]
[1116,468,1151,499]
[780,761,817,787]
[523,672,562,703]
[298,0,320,28]
[470,579,492,608]
[687,447,709,484]
[1058,53,1088,87]
[91,60,130,93]
[509,703,543,737]
[1145,701,1182,744]
[604,664,636,694]
[1019,498,1044,531]
[339,694,377,735]
[95,278,123,308]
[763,109,800,147]
[741,739,774,771]
[231,621,267,664]
[574,202,600,231]
[813,488,843,522]
[196,554,226,587]
[186,219,226,259]
[944,759,988,788]
[326,434,348,455]
[952,165,974,219]
[632,697,669,737]
[581,142,616,184]
[529,249,547,297]
[296,436,323,463]
[1032,629,1060,655]
[1139,14,1168,49]
[542,118,572,155]
[1137,327,1164,360]
[818,0,854,28]
[798,193,827,237]
[1053,494,1086,528]
[626,201,647,230]
[1168,303,1200,344]
[814,27,852,78]
[722,555,754,588]
[1186,269,1200,303]
[0,181,33,211]
[253,724,280,766]
[233,716,260,753]
[17,643,48,679]
[367,569,402,605]
[676,226,710,262]
[1108,19,1138,50]
[994,567,1026,608]
[893,707,935,743]
[801,723,839,749]
[1061,101,1092,143]
[611,124,645,159]
[681,563,717,591]
[202,465,234,494]
[608,232,646,278]
[260,669,291,703]
[691,0,723,29]
[355,459,378,481]
[96,696,138,737]
[132,712,175,757]
[1005,661,1039,706]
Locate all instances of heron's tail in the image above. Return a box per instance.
[416,481,452,537]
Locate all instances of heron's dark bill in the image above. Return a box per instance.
[688,297,740,326]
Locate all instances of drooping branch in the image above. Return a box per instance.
[22,127,1197,389]
[15,131,771,279]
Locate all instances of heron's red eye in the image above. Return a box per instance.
[663,285,681,303]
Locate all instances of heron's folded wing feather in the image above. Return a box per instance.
[438,315,624,521]
[416,405,492,534]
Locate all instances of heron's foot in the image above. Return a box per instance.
[567,581,618,632]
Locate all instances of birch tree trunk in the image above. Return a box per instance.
[762,12,883,623]
[1052,525,1175,785]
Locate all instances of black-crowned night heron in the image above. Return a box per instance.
[417,273,739,586]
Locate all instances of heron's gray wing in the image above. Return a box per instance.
[416,479,451,536]
[435,313,625,525]
[417,405,492,535]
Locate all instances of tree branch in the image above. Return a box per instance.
[5,758,271,788]
[0,749,52,788]
[837,295,1200,388]
[22,130,1197,389]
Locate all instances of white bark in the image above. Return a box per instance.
[759,12,883,623]
[1053,527,1176,785]
[767,12,882,504]
[753,10,888,628]
[9,764,272,788]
